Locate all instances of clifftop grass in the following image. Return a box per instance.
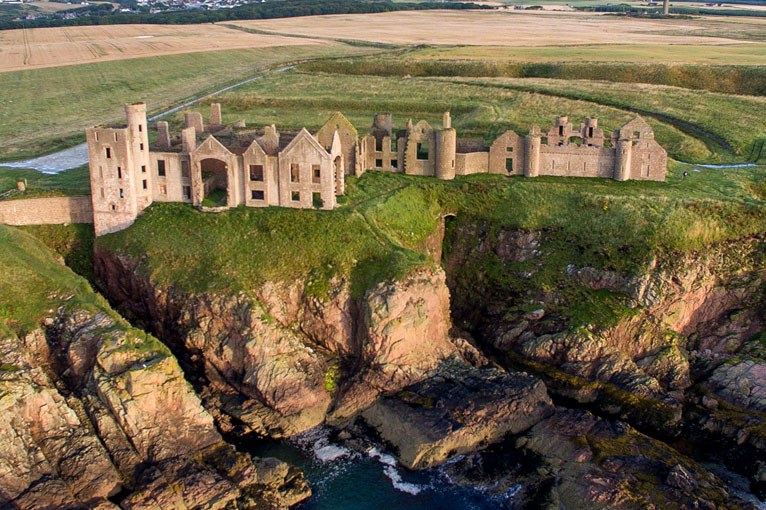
[97,161,766,299]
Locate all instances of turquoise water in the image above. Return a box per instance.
[240,429,519,510]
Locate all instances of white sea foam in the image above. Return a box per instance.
[383,465,424,495]
[367,447,398,466]
[315,444,351,462]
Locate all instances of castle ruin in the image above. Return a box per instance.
[86,103,667,236]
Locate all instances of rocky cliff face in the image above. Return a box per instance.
[0,307,310,510]
[443,220,766,497]
[93,246,481,439]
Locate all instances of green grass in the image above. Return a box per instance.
[407,43,766,65]
[0,165,90,198]
[184,70,722,163]
[97,161,766,305]
[437,76,766,160]
[19,223,95,282]
[299,56,766,96]
[0,43,379,161]
[201,189,227,207]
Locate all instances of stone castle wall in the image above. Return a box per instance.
[0,196,93,225]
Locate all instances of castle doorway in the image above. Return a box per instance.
[200,158,229,207]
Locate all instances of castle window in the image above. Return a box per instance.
[183,186,191,199]
[114,133,118,142]
[646,165,650,177]
[105,147,111,159]
[95,132,99,142]
[376,138,383,151]
[159,184,167,195]
[157,160,166,177]
[375,159,383,169]
[141,165,146,173]
[138,124,143,133]
[119,188,124,198]
[142,180,147,190]
[99,166,103,178]
[588,127,594,137]
[391,138,397,152]
[313,192,323,208]
[416,143,429,161]
[117,167,122,179]
[181,161,190,178]
[290,164,300,183]
[312,165,321,184]
[506,158,513,172]
[506,146,514,153]
[391,160,398,169]
[250,164,263,182]
[140,143,144,151]
[111,204,116,211]
[252,190,264,200]
[291,191,300,202]
[559,126,564,136]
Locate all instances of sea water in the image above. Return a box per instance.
[241,427,519,510]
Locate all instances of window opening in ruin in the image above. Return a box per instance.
[183,186,191,199]
[541,137,548,145]
[141,165,146,174]
[506,146,514,153]
[452,160,455,168]
[138,124,143,132]
[417,142,429,160]
[291,191,300,202]
[559,126,564,136]
[391,138,397,152]
[158,160,166,177]
[313,192,323,208]
[376,138,383,151]
[105,148,111,159]
[312,165,321,184]
[142,180,147,190]
[181,161,190,178]
[588,127,594,137]
[160,185,167,195]
[117,167,122,179]
[200,158,228,206]
[99,166,103,178]
[95,132,99,142]
[140,143,144,151]
[646,165,650,177]
[291,164,300,183]
[506,158,513,172]
[111,204,116,211]
[119,188,124,198]
[252,190,264,200]
[391,160,398,169]
[375,159,383,168]
[250,165,264,181]
[114,133,118,142]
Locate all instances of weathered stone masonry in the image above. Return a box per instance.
[86,103,666,236]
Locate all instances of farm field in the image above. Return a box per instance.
[0,23,331,72]
[172,69,750,163]
[0,43,379,160]
[227,10,760,46]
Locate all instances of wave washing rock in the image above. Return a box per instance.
[0,308,310,510]
[444,408,758,510]
[360,357,554,469]
[94,245,480,439]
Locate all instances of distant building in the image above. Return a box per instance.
[86,103,667,236]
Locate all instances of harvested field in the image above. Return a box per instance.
[228,10,758,47]
[0,23,331,72]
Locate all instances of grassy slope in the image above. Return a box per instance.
[185,70,716,162]
[96,162,766,309]
[0,225,167,362]
[0,43,377,161]
[0,165,90,197]
[438,76,766,158]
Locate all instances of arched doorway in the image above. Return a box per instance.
[200,158,229,207]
